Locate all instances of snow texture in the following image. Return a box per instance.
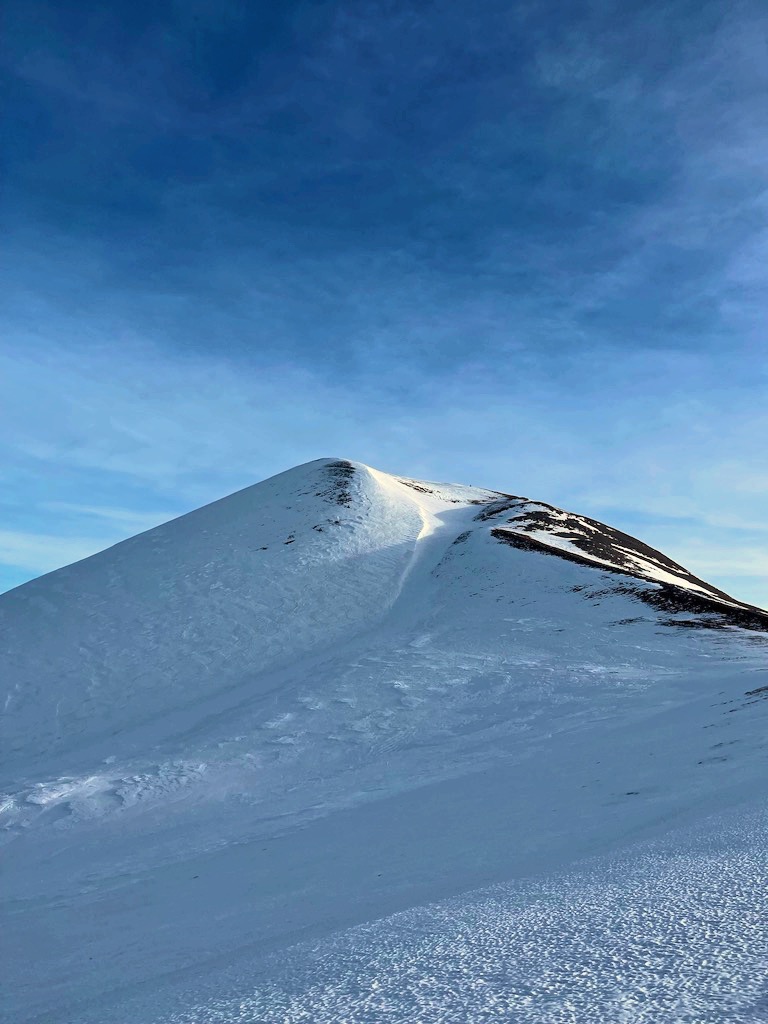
[2,458,767,1023]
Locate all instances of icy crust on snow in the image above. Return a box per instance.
[156,809,768,1024]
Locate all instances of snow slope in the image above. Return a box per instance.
[2,458,768,1023]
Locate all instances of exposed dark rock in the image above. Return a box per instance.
[492,527,768,634]
[473,498,528,521]
[398,480,434,494]
[315,460,356,507]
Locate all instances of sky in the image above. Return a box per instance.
[1,0,767,607]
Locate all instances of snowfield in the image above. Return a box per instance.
[157,808,768,1024]
[2,458,767,1023]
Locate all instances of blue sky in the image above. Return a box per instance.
[1,0,767,606]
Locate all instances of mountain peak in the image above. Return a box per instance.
[2,456,765,783]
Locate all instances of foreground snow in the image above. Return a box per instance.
[2,459,767,1022]
[155,808,768,1024]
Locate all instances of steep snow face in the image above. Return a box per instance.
[1,460,442,778]
[0,460,531,782]
[3,459,768,1024]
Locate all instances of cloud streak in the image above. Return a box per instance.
[1,0,766,607]
[0,530,112,576]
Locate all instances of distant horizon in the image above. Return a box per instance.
[2,0,766,609]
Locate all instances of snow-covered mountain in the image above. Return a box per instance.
[3,459,768,1023]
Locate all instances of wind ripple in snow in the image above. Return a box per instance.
[160,812,768,1024]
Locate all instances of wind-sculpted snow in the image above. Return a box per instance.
[157,811,768,1024]
[2,458,768,1023]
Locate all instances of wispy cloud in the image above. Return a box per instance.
[41,502,177,534]
[0,530,110,575]
[1,0,766,607]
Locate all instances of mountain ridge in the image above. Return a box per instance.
[4,455,762,616]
